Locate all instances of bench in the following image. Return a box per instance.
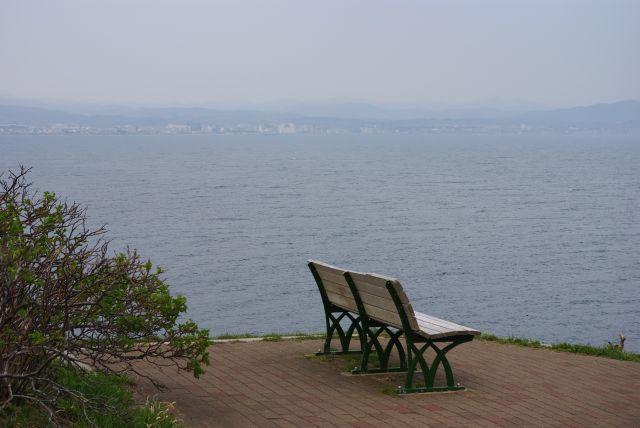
[308,260,480,393]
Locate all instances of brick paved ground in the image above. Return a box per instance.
[134,339,640,427]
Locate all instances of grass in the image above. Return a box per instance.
[477,333,546,348]
[381,386,403,396]
[263,334,284,342]
[305,349,380,372]
[289,333,326,341]
[0,366,181,428]
[306,352,363,371]
[211,332,263,340]
[478,333,640,363]
[551,342,640,362]
[215,331,640,363]
[211,332,324,342]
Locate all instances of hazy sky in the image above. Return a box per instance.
[1,0,639,108]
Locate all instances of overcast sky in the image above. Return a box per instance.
[1,0,639,109]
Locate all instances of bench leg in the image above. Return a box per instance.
[398,337,472,393]
[351,325,407,374]
[316,311,364,356]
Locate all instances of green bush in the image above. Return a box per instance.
[0,167,209,425]
[1,365,182,427]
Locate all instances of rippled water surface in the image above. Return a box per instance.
[2,134,639,351]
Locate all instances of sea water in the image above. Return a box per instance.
[1,134,638,351]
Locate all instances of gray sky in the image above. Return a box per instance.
[1,0,639,109]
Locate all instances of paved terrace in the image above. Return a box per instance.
[134,339,640,427]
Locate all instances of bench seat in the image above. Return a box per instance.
[414,311,480,339]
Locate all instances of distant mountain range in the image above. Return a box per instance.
[0,104,300,128]
[1,100,639,129]
[516,100,640,123]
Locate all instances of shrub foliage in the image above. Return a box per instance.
[0,167,209,424]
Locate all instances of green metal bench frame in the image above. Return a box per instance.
[308,262,365,355]
[344,272,475,393]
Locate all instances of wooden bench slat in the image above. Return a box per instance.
[414,312,480,338]
[414,317,449,333]
[361,304,403,329]
[417,316,478,336]
[416,320,457,337]
[345,276,394,299]
[326,293,359,313]
[309,259,345,271]
[313,267,349,286]
[417,328,477,339]
[356,289,401,313]
[321,278,354,299]
[414,311,478,333]
[318,281,359,313]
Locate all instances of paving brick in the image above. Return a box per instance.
[134,339,640,427]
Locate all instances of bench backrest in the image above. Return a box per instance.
[346,271,420,332]
[307,260,359,313]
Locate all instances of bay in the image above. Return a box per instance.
[1,134,639,351]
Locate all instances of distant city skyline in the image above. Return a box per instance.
[1,0,639,109]
[2,99,638,137]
